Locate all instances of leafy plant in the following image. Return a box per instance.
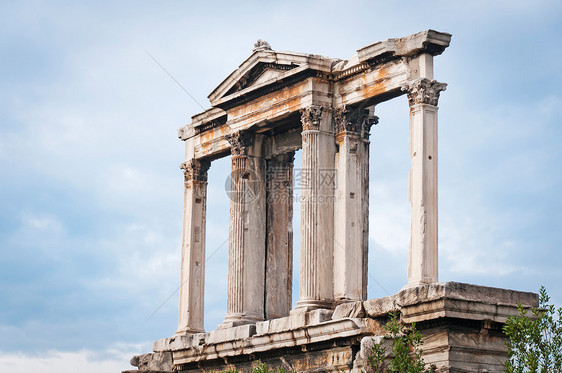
[503,286,562,373]
[367,312,432,373]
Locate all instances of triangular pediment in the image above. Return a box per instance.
[223,62,299,97]
[208,44,335,107]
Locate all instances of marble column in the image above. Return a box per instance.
[265,152,294,319]
[223,131,267,327]
[295,105,336,311]
[176,158,210,334]
[333,107,377,302]
[402,78,446,287]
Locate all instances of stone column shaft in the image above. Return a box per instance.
[265,152,294,319]
[402,78,446,287]
[333,107,376,302]
[177,158,210,334]
[223,131,266,326]
[295,105,335,311]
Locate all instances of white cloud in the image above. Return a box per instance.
[1,0,561,367]
[369,182,410,255]
[440,214,518,277]
[0,346,142,373]
[21,212,64,232]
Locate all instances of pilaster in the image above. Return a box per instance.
[401,78,446,288]
[177,158,210,334]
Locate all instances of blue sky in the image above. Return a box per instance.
[1,0,561,371]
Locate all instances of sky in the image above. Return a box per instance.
[1,0,561,372]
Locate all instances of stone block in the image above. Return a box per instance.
[152,333,205,352]
[333,301,366,319]
[129,352,173,372]
[362,282,538,321]
[363,295,399,318]
[205,323,256,344]
[397,282,539,324]
[352,336,391,373]
[396,282,538,308]
[256,309,333,335]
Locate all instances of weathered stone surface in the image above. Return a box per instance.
[124,30,541,373]
[333,107,372,302]
[223,134,267,325]
[176,159,209,334]
[363,295,399,318]
[296,105,336,311]
[152,333,205,352]
[172,318,370,367]
[127,283,539,372]
[257,309,333,335]
[396,282,538,308]
[205,323,256,345]
[128,352,173,372]
[363,282,538,323]
[265,153,294,320]
[177,345,357,373]
[333,301,365,319]
[352,336,391,373]
[173,31,453,335]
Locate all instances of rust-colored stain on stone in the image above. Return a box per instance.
[198,125,229,155]
[228,82,306,124]
[126,30,499,373]
[360,66,388,98]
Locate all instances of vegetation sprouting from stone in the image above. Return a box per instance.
[367,312,433,373]
[503,286,562,373]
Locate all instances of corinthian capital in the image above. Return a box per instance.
[225,131,254,156]
[180,159,210,183]
[333,106,379,138]
[402,78,447,106]
[300,105,323,131]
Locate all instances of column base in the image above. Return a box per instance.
[401,278,437,291]
[174,327,205,336]
[219,313,263,330]
[292,299,334,314]
[334,296,363,306]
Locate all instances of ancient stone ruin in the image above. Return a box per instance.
[124,30,538,373]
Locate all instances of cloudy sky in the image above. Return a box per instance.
[1,1,561,371]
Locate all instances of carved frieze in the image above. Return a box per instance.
[333,106,379,138]
[402,78,447,106]
[226,131,254,156]
[300,105,324,131]
[181,159,211,183]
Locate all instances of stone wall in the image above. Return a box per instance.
[123,282,538,373]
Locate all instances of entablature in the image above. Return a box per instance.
[179,30,451,161]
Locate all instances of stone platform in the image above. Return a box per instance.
[123,282,537,373]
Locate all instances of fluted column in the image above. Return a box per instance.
[402,78,446,287]
[176,158,210,334]
[295,105,336,311]
[333,107,377,302]
[222,131,266,327]
[265,152,294,319]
